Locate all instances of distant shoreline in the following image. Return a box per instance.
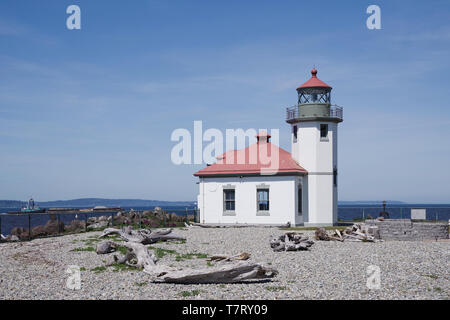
[0,198,196,209]
[2,198,450,209]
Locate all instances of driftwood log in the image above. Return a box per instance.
[314,224,381,242]
[269,232,314,252]
[207,252,250,262]
[99,226,185,244]
[98,227,277,284]
[100,241,276,283]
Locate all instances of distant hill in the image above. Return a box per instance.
[0,200,25,208]
[0,198,195,208]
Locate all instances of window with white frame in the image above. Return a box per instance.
[257,189,269,211]
[223,189,235,212]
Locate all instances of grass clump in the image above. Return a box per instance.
[265,286,287,292]
[134,281,148,287]
[147,246,178,259]
[178,290,201,297]
[176,253,208,261]
[117,246,129,255]
[110,263,136,272]
[422,274,438,280]
[90,266,107,273]
[71,247,96,252]
[168,240,186,245]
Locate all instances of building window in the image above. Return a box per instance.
[298,186,302,214]
[333,167,337,187]
[293,125,298,142]
[257,189,269,211]
[223,189,235,212]
[320,124,328,140]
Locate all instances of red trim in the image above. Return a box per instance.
[297,68,331,90]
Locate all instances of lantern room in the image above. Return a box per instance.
[296,68,332,104]
[286,68,342,123]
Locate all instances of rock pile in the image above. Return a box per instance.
[1,209,195,242]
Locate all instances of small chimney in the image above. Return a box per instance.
[256,131,271,143]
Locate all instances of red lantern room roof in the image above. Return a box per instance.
[297,68,332,90]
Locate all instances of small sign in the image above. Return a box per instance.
[411,208,426,220]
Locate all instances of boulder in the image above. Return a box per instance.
[154,206,163,213]
[66,220,85,233]
[87,220,109,230]
[44,219,65,235]
[10,227,27,238]
[31,225,47,238]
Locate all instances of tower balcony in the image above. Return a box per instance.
[286,104,343,123]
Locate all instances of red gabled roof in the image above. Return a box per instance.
[297,68,331,90]
[194,140,307,177]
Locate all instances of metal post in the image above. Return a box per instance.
[28,214,31,241]
[139,212,142,229]
[400,208,402,219]
[111,212,114,227]
[163,213,166,228]
[362,208,365,220]
[85,213,88,232]
[185,208,188,224]
[57,214,60,235]
[0,214,2,237]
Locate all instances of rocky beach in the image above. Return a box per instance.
[0,226,448,300]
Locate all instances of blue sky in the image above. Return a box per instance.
[1,0,450,203]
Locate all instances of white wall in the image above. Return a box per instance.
[291,121,338,225]
[197,176,305,226]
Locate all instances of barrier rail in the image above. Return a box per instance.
[0,208,199,241]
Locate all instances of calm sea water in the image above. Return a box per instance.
[1,204,449,236]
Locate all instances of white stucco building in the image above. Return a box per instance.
[194,69,343,226]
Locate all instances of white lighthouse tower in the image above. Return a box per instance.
[286,69,343,226]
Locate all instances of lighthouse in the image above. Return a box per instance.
[194,68,342,227]
[286,68,343,225]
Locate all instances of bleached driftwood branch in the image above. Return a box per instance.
[99,226,185,244]
[207,252,250,262]
[101,241,276,284]
[314,223,382,242]
[96,227,277,284]
[269,232,314,252]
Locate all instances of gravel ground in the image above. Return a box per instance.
[0,227,448,300]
